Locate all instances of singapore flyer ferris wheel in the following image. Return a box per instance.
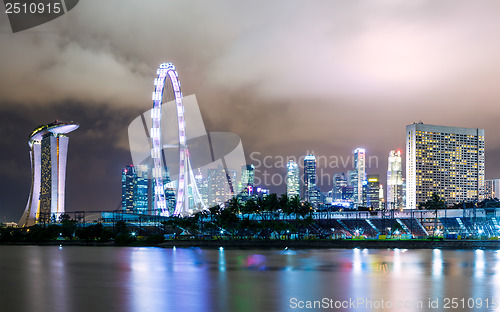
[151,63,205,217]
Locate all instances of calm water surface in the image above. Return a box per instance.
[0,246,499,312]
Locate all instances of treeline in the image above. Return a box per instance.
[0,220,164,245]
[0,194,323,243]
[162,194,320,239]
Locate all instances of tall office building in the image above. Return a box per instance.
[195,170,208,206]
[121,165,149,214]
[485,179,500,199]
[332,172,348,200]
[343,185,355,202]
[347,170,357,203]
[239,164,255,195]
[207,165,236,207]
[134,165,149,214]
[303,154,320,206]
[353,148,366,207]
[286,160,300,198]
[19,121,79,226]
[122,165,135,213]
[406,123,485,209]
[379,184,385,209]
[366,174,380,209]
[387,150,404,210]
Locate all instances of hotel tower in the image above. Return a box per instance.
[19,121,79,226]
[406,123,484,210]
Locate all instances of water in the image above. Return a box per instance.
[0,246,499,312]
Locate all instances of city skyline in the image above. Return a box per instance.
[2,1,500,221]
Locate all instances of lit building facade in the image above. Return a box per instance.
[134,165,149,214]
[406,123,485,209]
[239,164,255,195]
[122,165,135,213]
[195,171,208,206]
[353,148,366,207]
[366,174,380,209]
[207,165,236,207]
[286,160,300,198]
[387,150,404,210]
[332,172,348,200]
[485,179,500,200]
[19,121,79,226]
[303,154,320,206]
[379,184,385,209]
[121,165,149,214]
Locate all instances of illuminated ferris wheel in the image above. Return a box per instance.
[151,63,205,216]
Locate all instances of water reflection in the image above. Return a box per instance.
[1,246,500,312]
[432,248,443,278]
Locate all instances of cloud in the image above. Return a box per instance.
[1,0,500,220]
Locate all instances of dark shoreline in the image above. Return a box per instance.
[2,239,500,249]
[158,239,500,250]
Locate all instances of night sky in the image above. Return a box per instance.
[1,1,500,222]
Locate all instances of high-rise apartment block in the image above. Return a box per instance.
[406,123,485,209]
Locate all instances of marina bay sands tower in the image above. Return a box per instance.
[19,121,79,227]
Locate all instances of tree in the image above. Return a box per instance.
[420,193,446,237]
[61,219,77,239]
[242,199,258,215]
[227,197,240,214]
[420,193,446,210]
[59,214,71,222]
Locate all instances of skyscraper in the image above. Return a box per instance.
[348,169,357,203]
[379,184,385,209]
[195,170,208,206]
[19,121,79,226]
[286,160,300,198]
[122,165,135,213]
[353,148,366,207]
[134,165,149,214]
[387,150,404,210]
[406,123,485,209]
[332,172,348,200]
[239,164,255,196]
[121,165,150,214]
[366,174,380,209]
[207,165,236,207]
[485,179,500,200]
[304,154,319,206]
